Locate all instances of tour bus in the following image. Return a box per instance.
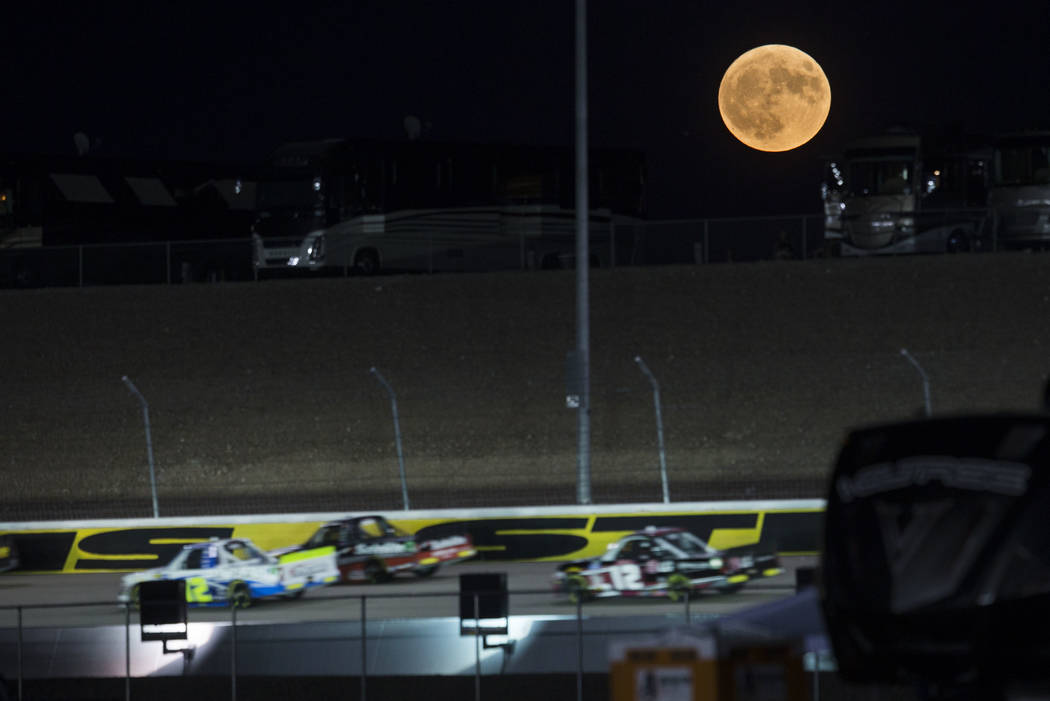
[249,138,647,276]
[987,130,1050,249]
[833,129,990,256]
[0,153,258,285]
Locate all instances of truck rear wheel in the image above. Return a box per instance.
[354,250,380,275]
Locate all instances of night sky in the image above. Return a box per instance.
[3,1,1048,218]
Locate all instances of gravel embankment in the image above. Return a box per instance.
[2,253,1048,520]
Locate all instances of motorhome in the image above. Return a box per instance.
[249,139,646,276]
[833,130,990,256]
[987,130,1050,248]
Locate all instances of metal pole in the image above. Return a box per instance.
[369,367,410,510]
[574,0,592,506]
[634,356,669,503]
[703,220,709,263]
[900,348,932,416]
[474,593,481,701]
[812,653,820,701]
[16,606,22,701]
[121,376,159,518]
[801,215,808,260]
[125,603,131,701]
[231,605,237,701]
[576,596,584,701]
[684,588,691,625]
[361,596,367,701]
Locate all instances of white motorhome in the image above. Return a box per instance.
[836,130,990,256]
[987,130,1050,249]
[250,139,646,276]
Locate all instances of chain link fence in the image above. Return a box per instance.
[1,207,1025,290]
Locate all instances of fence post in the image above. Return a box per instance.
[361,596,367,701]
[801,215,808,260]
[125,602,131,701]
[634,356,670,503]
[576,597,584,701]
[369,367,410,510]
[231,605,238,701]
[474,593,481,701]
[121,376,159,518]
[17,606,22,701]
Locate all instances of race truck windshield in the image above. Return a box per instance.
[659,531,717,557]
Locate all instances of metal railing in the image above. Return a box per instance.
[0,586,741,701]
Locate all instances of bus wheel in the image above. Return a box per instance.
[354,250,380,275]
[946,230,970,253]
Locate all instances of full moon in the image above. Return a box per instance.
[718,44,831,152]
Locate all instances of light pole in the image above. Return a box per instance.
[634,356,670,503]
[574,0,592,505]
[121,375,159,518]
[900,348,932,417]
[369,367,410,510]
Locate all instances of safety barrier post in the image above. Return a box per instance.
[900,348,932,416]
[121,376,160,518]
[634,356,670,503]
[370,367,410,510]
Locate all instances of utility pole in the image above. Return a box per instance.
[574,0,592,505]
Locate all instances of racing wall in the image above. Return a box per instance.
[0,500,824,574]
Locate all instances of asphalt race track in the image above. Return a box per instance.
[0,558,813,630]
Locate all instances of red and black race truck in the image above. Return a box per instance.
[275,514,476,583]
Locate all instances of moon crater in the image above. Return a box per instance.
[718,45,831,152]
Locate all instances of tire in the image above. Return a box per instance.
[566,574,590,605]
[719,583,745,595]
[946,229,970,253]
[540,253,562,270]
[667,573,692,602]
[364,560,390,583]
[354,249,380,275]
[281,589,306,600]
[228,581,252,608]
[413,565,439,578]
